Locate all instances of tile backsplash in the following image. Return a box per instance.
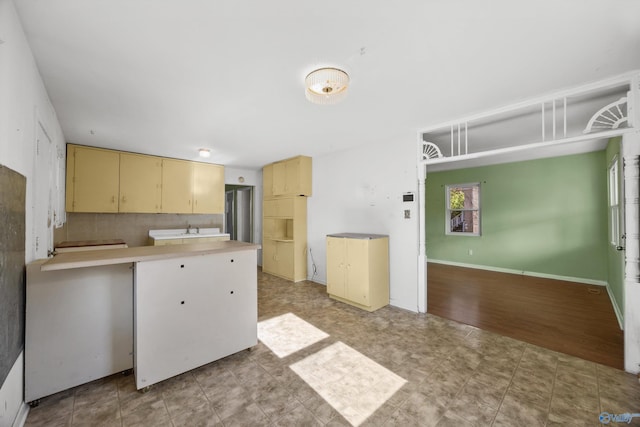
[54,213,224,247]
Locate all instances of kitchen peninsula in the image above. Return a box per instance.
[25,240,260,403]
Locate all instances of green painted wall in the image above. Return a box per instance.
[425,151,608,281]
[606,137,624,315]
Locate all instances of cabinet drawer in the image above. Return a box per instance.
[264,198,294,217]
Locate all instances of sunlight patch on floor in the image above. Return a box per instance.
[257,313,329,358]
[290,341,407,426]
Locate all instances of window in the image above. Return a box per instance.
[446,183,481,236]
[608,157,621,247]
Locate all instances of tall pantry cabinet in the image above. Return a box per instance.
[262,156,311,282]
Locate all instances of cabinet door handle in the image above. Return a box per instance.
[111,196,115,203]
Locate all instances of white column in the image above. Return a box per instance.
[416,138,427,313]
[417,163,427,313]
[623,131,640,374]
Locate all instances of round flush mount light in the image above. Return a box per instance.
[198,148,211,158]
[305,67,349,105]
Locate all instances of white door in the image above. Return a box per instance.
[34,121,53,258]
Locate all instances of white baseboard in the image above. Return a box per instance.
[428,259,608,286]
[605,283,624,330]
[12,403,29,427]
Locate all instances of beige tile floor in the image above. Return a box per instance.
[25,271,640,426]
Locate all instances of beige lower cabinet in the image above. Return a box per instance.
[326,233,389,312]
[262,240,295,279]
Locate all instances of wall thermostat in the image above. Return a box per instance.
[403,193,414,202]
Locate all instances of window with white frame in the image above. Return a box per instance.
[608,157,621,247]
[446,183,481,236]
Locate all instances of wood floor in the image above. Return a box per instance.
[427,262,624,369]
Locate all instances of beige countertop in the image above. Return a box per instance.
[41,240,261,271]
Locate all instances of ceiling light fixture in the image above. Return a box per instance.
[198,148,211,158]
[305,67,349,105]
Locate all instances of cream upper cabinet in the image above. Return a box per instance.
[272,161,286,195]
[326,234,389,312]
[193,162,224,214]
[162,160,225,214]
[161,159,193,214]
[66,144,119,213]
[262,164,273,199]
[271,156,312,197]
[66,144,225,214]
[119,153,162,213]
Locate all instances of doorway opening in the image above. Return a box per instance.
[225,185,254,242]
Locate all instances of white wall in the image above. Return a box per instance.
[307,139,419,312]
[225,167,263,264]
[0,0,64,425]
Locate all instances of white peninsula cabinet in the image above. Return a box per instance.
[25,241,259,402]
[134,250,257,389]
[25,261,134,403]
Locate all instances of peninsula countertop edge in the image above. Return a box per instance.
[41,241,262,271]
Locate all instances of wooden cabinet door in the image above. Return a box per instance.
[69,145,119,212]
[295,156,312,196]
[262,239,277,275]
[263,199,276,217]
[263,218,276,239]
[263,164,273,199]
[276,198,294,217]
[326,237,346,298]
[272,161,286,195]
[267,156,311,197]
[276,241,295,279]
[119,153,162,213]
[346,239,370,306]
[193,163,224,214]
[161,159,193,213]
[284,158,300,195]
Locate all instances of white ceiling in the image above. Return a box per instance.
[15,0,640,170]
